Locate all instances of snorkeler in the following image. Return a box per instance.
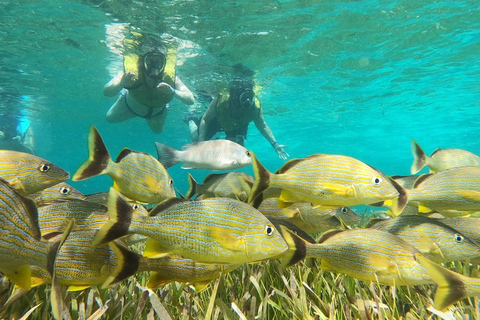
[103,35,195,133]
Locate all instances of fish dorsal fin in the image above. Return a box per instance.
[430,148,444,157]
[365,218,388,228]
[203,173,225,184]
[115,148,134,163]
[181,142,197,150]
[317,229,345,243]
[413,174,433,188]
[149,197,186,216]
[275,158,304,174]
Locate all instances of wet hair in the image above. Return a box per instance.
[230,78,254,97]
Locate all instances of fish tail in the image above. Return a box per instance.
[154,142,179,169]
[101,242,141,288]
[248,152,271,204]
[278,225,307,267]
[388,178,408,216]
[48,219,75,320]
[72,126,111,181]
[185,173,198,200]
[414,253,468,311]
[410,139,428,174]
[92,188,134,247]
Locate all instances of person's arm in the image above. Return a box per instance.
[157,77,195,105]
[198,96,218,141]
[103,71,136,97]
[253,108,289,160]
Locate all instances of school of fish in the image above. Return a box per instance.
[3,131,480,316]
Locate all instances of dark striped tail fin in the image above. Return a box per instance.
[410,139,428,174]
[92,188,133,246]
[278,225,307,267]
[247,152,271,204]
[414,253,467,311]
[73,126,111,181]
[101,241,141,288]
[185,173,198,200]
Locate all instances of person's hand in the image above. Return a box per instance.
[121,72,137,87]
[274,144,289,160]
[157,82,175,96]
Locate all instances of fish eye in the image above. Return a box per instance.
[246,151,251,157]
[168,179,174,186]
[265,225,274,236]
[341,207,348,213]
[132,204,140,210]
[39,164,50,173]
[59,187,70,195]
[372,177,382,185]
[454,234,464,243]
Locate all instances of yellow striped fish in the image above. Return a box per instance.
[407,166,480,215]
[368,215,480,262]
[415,253,480,311]
[0,178,62,290]
[0,150,70,195]
[258,198,359,234]
[186,172,254,202]
[248,153,407,215]
[28,182,85,207]
[38,199,148,239]
[31,230,139,291]
[93,188,288,264]
[281,227,433,286]
[72,126,175,204]
[140,255,240,292]
[411,139,480,174]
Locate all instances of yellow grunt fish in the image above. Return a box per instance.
[0,150,70,195]
[0,178,67,290]
[185,172,254,202]
[415,253,480,311]
[248,153,407,215]
[140,255,241,292]
[368,215,480,262]
[281,227,434,286]
[28,182,85,207]
[30,230,139,291]
[411,139,480,174]
[93,188,288,264]
[72,126,175,204]
[407,166,480,215]
[258,198,359,235]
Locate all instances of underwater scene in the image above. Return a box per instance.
[1,0,480,319]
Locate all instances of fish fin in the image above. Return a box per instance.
[144,238,170,258]
[317,229,344,243]
[67,285,92,292]
[418,205,434,214]
[154,142,179,169]
[3,265,32,291]
[31,276,48,288]
[181,165,194,169]
[388,178,408,216]
[115,148,134,162]
[365,217,388,228]
[209,226,244,251]
[92,188,133,246]
[320,182,353,196]
[412,174,433,188]
[191,281,211,292]
[275,158,304,174]
[50,219,75,320]
[147,272,172,289]
[267,217,316,244]
[282,208,300,218]
[149,197,186,216]
[101,242,141,288]
[414,253,468,311]
[455,190,480,201]
[278,190,296,208]
[72,126,110,181]
[278,225,308,267]
[248,152,271,204]
[410,139,428,174]
[185,173,198,200]
[228,183,248,202]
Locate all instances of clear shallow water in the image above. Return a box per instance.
[1,0,479,199]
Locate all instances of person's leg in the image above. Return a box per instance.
[225,126,248,145]
[147,108,168,133]
[106,91,137,123]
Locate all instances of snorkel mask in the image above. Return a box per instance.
[143,52,166,78]
[238,89,255,109]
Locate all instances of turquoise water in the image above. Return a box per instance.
[1,0,479,198]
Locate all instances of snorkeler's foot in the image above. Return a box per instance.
[182,112,199,125]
